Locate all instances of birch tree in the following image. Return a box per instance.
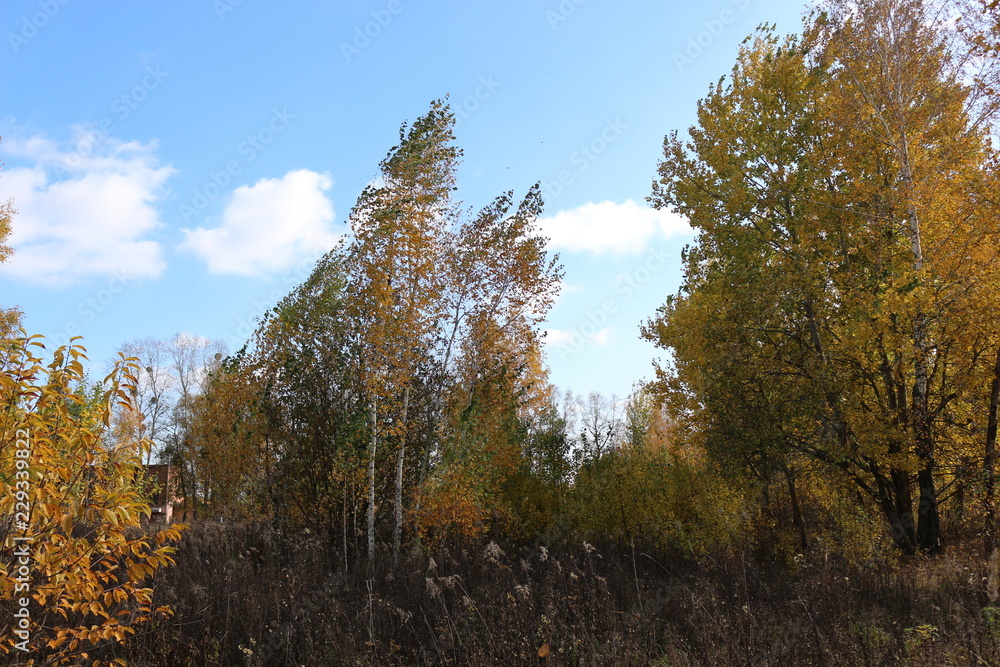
[346,100,458,560]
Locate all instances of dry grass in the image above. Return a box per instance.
[118,522,1000,666]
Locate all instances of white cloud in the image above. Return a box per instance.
[0,129,174,287]
[590,327,612,346]
[183,169,338,276]
[538,199,692,256]
[544,326,614,350]
[544,329,576,347]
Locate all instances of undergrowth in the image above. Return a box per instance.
[121,522,1000,666]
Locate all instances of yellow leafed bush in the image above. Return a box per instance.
[0,335,185,665]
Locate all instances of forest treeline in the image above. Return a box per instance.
[169,0,1000,564]
[146,103,736,566]
[5,0,1000,663]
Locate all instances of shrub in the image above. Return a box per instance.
[0,336,185,665]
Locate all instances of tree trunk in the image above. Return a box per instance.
[342,479,349,575]
[367,393,377,561]
[985,346,1000,557]
[900,148,942,555]
[868,464,917,554]
[784,465,808,552]
[891,468,917,554]
[916,465,941,554]
[955,476,965,519]
[912,316,941,555]
[393,385,410,563]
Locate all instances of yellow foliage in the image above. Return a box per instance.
[646,6,1000,555]
[412,465,489,546]
[0,335,185,665]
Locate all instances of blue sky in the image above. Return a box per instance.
[0,0,807,399]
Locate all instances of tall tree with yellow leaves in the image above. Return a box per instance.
[646,0,1000,554]
[195,101,562,560]
[415,184,561,541]
[812,0,1000,554]
[346,99,458,561]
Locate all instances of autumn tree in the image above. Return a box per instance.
[414,184,562,543]
[0,196,182,663]
[194,100,562,561]
[188,349,273,522]
[645,1,1000,555]
[199,245,371,563]
[345,100,458,560]
[343,101,562,557]
[953,0,1000,559]
[0,338,184,665]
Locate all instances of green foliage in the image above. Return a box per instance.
[567,440,749,557]
[494,398,572,541]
